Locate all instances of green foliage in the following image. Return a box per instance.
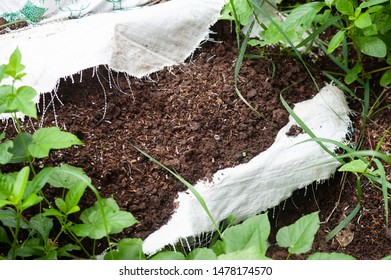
[222,0,391,86]
[0,48,138,259]
[276,211,320,255]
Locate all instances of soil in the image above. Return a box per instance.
[1,20,390,260]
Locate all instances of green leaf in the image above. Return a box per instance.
[20,193,43,212]
[229,0,253,26]
[210,239,225,256]
[0,226,11,244]
[325,0,335,7]
[0,208,29,229]
[380,69,391,86]
[24,167,53,199]
[355,12,372,28]
[223,213,270,255]
[57,244,81,258]
[9,132,33,163]
[149,251,186,260]
[0,140,13,164]
[283,2,325,31]
[327,30,345,54]
[43,208,65,218]
[308,252,356,260]
[30,214,53,242]
[48,164,90,189]
[55,198,68,214]
[359,0,388,8]
[363,23,378,36]
[70,198,138,239]
[187,248,217,260]
[104,238,146,260]
[335,0,355,16]
[65,183,87,215]
[11,166,30,205]
[217,247,271,260]
[344,62,363,84]
[9,86,37,118]
[338,159,370,173]
[13,238,44,258]
[356,36,387,57]
[4,48,25,79]
[0,172,15,199]
[376,14,391,34]
[276,211,320,255]
[28,127,83,158]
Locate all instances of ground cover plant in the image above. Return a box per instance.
[0,48,138,259]
[0,0,390,259]
[221,0,390,250]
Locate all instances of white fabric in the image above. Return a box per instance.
[0,0,150,23]
[142,84,351,254]
[0,0,226,97]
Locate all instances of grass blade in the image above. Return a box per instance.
[326,203,360,241]
[131,144,222,237]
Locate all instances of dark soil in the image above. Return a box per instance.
[1,20,390,259]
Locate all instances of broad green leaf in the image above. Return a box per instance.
[11,166,30,205]
[359,0,388,8]
[380,69,391,86]
[354,12,372,28]
[57,244,81,258]
[70,198,138,239]
[9,132,33,163]
[382,255,391,260]
[0,200,12,208]
[230,0,253,26]
[217,246,271,260]
[55,198,68,214]
[308,252,356,260]
[363,23,378,36]
[356,36,387,57]
[9,86,37,118]
[223,213,270,255]
[335,0,354,16]
[327,30,345,54]
[282,2,325,31]
[376,14,391,34]
[0,208,29,229]
[48,164,90,189]
[338,159,372,174]
[0,172,15,199]
[344,62,363,84]
[104,238,146,260]
[65,183,87,214]
[0,64,6,83]
[13,238,44,258]
[0,141,13,164]
[150,251,186,260]
[20,193,43,212]
[24,167,53,199]
[210,239,225,256]
[29,127,83,158]
[187,248,217,260]
[325,0,335,7]
[4,48,25,79]
[276,211,320,255]
[43,208,65,218]
[30,214,53,242]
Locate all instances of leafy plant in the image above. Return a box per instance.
[0,48,137,259]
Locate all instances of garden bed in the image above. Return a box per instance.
[1,20,390,259]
